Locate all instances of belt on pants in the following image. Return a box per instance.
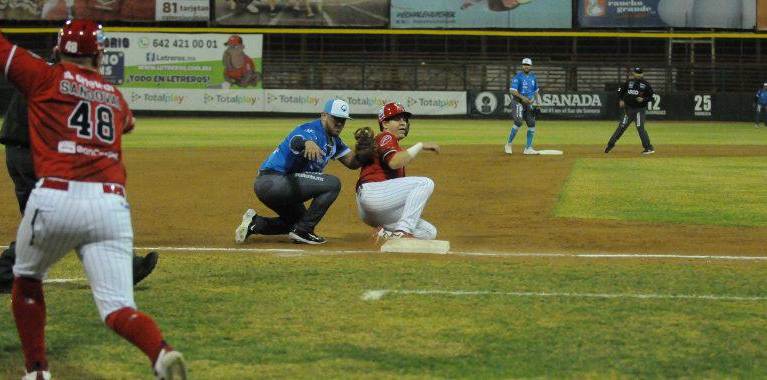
[40,178,126,198]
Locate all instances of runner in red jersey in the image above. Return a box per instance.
[355,102,440,240]
[0,20,186,379]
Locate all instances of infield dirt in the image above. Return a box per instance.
[3,144,761,255]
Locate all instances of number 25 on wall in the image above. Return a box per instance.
[694,95,712,112]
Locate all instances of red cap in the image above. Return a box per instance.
[377,102,412,126]
[225,35,243,47]
[57,19,104,57]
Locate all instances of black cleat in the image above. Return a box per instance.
[0,242,16,294]
[641,149,655,155]
[288,229,327,245]
[604,144,614,153]
[133,251,159,286]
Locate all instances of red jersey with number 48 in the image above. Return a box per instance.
[0,34,133,185]
[356,131,406,190]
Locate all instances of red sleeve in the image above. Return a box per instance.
[376,132,402,164]
[0,33,52,98]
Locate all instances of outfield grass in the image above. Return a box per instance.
[1,253,766,379]
[0,116,764,148]
[556,157,767,227]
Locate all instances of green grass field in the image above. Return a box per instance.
[1,117,766,379]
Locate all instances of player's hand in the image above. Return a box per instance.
[304,140,324,161]
[423,142,440,154]
[636,96,644,102]
[619,100,625,108]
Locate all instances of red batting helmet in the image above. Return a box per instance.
[57,19,104,57]
[377,102,412,127]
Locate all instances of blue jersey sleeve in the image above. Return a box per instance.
[532,74,539,93]
[333,137,351,159]
[511,74,521,92]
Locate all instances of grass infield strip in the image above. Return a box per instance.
[361,289,767,302]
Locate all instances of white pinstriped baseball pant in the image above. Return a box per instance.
[356,176,437,240]
[14,179,136,321]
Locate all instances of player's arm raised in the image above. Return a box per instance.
[387,142,439,170]
[0,31,50,97]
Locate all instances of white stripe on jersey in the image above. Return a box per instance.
[4,45,17,77]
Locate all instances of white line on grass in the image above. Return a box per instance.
[361,289,767,302]
[130,246,767,261]
[44,278,84,284]
[3,245,766,261]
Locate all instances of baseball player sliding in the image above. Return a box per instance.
[0,20,185,379]
[354,102,440,240]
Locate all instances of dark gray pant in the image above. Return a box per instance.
[511,98,536,128]
[608,107,653,151]
[756,104,767,126]
[4,145,36,214]
[253,171,341,234]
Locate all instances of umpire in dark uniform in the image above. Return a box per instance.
[0,89,158,292]
[605,67,655,155]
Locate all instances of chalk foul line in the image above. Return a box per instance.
[3,245,766,261]
[361,289,767,302]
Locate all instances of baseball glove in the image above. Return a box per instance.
[354,127,376,166]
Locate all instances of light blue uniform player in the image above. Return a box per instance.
[505,57,543,155]
[234,99,365,245]
[755,82,767,128]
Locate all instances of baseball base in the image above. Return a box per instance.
[537,150,564,155]
[380,239,450,254]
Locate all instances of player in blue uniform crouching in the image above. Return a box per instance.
[234,99,365,244]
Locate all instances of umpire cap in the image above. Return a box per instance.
[632,67,643,74]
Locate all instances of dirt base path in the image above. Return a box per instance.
[1,145,765,255]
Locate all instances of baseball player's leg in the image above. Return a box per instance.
[13,189,83,280]
[357,180,410,227]
[359,177,435,236]
[412,219,437,240]
[635,108,654,152]
[12,188,82,374]
[291,172,341,238]
[80,194,176,369]
[507,99,524,151]
[605,109,635,153]
[251,173,307,235]
[524,106,537,152]
[393,177,434,234]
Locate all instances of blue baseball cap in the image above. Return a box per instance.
[323,99,352,119]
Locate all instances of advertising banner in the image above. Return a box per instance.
[390,0,571,29]
[578,0,756,29]
[214,0,389,27]
[470,91,611,119]
[469,91,759,121]
[759,0,767,31]
[0,0,208,21]
[104,32,262,90]
[124,87,467,114]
